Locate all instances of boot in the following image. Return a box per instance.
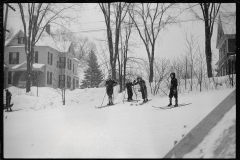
[174,99,178,107]
[168,98,172,106]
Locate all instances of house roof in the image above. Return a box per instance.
[219,13,236,35]
[5,29,72,54]
[55,41,72,52]
[5,30,24,47]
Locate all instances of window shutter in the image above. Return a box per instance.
[51,53,53,65]
[9,52,12,64]
[67,59,69,70]
[35,52,38,63]
[17,52,19,64]
[48,52,49,64]
[59,75,61,88]
[64,57,66,68]
[47,71,49,84]
[50,72,52,85]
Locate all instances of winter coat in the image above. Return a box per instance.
[133,79,146,90]
[125,82,133,90]
[170,73,178,90]
[105,79,117,95]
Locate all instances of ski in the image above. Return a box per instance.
[152,103,192,109]
[138,99,152,105]
[95,102,121,109]
[123,99,140,102]
[4,103,13,110]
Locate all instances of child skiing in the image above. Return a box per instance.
[125,81,134,101]
[5,89,12,111]
[105,75,117,105]
[133,77,148,102]
[168,72,178,107]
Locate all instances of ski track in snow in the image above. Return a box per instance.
[3,86,235,158]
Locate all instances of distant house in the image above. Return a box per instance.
[215,13,236,77]
[4,25,79,90]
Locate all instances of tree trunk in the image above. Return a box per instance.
[149,58,154,83]
[26,54,32,92]
[205,25,213,78]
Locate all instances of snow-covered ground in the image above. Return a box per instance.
[183,105,236,158]
[3,85,235,158]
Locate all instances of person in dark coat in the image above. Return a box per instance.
[105,75,117,105]
[125,81,134,101]
[133,77,148,102]
[5,89,12,111]
[168,72,178,107]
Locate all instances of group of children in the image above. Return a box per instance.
[105,72,178,107]
[4,73,178,110]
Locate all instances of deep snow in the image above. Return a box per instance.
[3,85,235,158]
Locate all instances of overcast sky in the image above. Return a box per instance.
[6,3,236,67]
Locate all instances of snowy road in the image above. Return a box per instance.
[4,87,234,158]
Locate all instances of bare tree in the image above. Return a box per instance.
[17,3,80,92]
[171,57,184,93]
[190,3,221,78]
[194,46,206,92]
[128,3,179,84]
[184,31,198,91]
[152,58,170,95]
[99,2,130,80]
[117,16,135,92]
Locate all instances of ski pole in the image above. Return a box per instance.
[133,85,137,101]
[99,92,107,108]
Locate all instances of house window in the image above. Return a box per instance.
[47,71,49,84]
[59,57,66,68]
[9,52,19,64]
[48,52,53,65]
[67,76,71,88]
[70,60,72,70]
[18,36,25,44]
[57,61,59,68]
[47,71,53,85]
[228,39,236,53]
[8,71,12,84]
[76,80,79,88]
[73,78,75,89]
[73,63,74,73]
[59,75,65,88]
[34,51,38,63]
[67,58,70,70]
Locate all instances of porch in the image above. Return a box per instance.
[11,61,46,88]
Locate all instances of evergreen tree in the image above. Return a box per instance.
[81,50,103,88]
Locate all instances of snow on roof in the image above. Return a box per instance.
[12,61,27,69]
[33,63,46,69]
[35,31,60,51]
[220,13,236,35]
[5,30,23,47]
[55,41,72,52]
[73,58,79,62]
[12,61,45,71]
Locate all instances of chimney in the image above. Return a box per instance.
[46,24,50,35]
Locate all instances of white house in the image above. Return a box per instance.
[4,25,79,90]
